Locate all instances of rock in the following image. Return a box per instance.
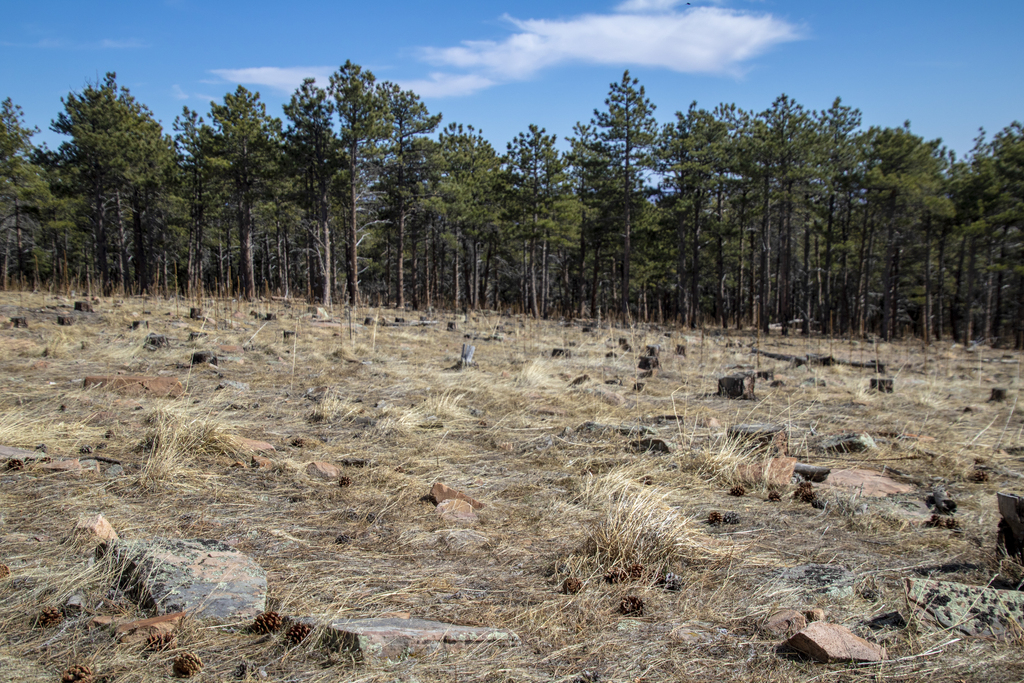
[218,345,244,355]
[728,424,788,457]
[251,454,273,469]
[436,499,478,523]
[105,464,125,478]
[89,615,117,629]
[83,376,185,398]
[629,438,675,454]
[785,622,886,663]
[805,608,827,623]
[430,482,485,510]
[823,469,914,497]
[217,380,249,391]
[821,433,876,453]
[736,457,797,486]
[100,538,267,622]
[306,616,518,659]
[235,437,275,453]
[0,445,33,459]
[435,529,489,549]
[583,385,627,407]
[38,459,87,473]
[74,514,118,543]
[115,611,187,644]
[306,461,340,479]
[777,564,855,600]
[764,609,807,637]
[906,578,1024,639]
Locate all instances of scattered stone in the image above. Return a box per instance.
[906,578,1024,639]
[100,538,267,621]
[821,433,877,453]
[39,459,89,473]
[763,609,806,637]
[307,616,519,659]
[777,564,856,600]
[436,499,478,523]
[105,464,124,478]
[251,454,272,469]
[805,608,826,623]
[785,622,886,663]
[800,378,826,388]
[74,514,118,543]
[823,469,914,497]
[83,376,184,398]
[306,461,341,480]
[430,482,485,510]
[235,437,275,453]
[217,380,249,391]
[629,438,675,454]
[115,611,187,645]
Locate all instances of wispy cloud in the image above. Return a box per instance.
[1,37,146,49]
[416,6,801,96]
[99,38,146,49]
[210,66,334,94]
[395,72,497,98]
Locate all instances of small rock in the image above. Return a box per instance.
[38,459,84,473]
[821,433,876,453]
[583,385,627,407]
[235,437,275,453]
[251,454,273,469]
[430,482,485,510]
[306,461,340,479]
[805,608,826,623]
[785,622,886,663]
[74,514,118,543]
[217,380,249,391]
[823,469,914,498]
[764,609,807,637]
[115,611,187,645]
[436,499,478,523]
[306,616,517,659]
[89,615,117,629]
[105,464,124,478]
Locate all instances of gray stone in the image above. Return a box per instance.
[309,616,519,659]
[101,538,266,622]
[217,380,250,391]
[821,433,876,453]
[105,464,125,477]
[906,578,1024,639]
[778,564,855,600]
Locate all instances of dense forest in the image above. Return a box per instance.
[1,65,1022,345]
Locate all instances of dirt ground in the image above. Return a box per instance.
[1,291,1022,682]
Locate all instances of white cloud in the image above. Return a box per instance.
[172,84,189,100]
[210,66,334,94]
[417,6,801,95]
[396,72,497,98]
[99,38,145,49]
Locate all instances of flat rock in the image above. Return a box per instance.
[306,461,340,479]
[235,437,275,453]
[251,454,273,469]
[764,609,807,637]
[74,513,118,542]
[115,611,186,644]
[217,380,249,391]
[83,375,184,398]
[435,529,489,549]
[821,433,876,453]
[436,498,478,523]
[786,622,886,663]
[218,345,244,355]
[101,538,266,622]
[824,469,914,497]
[777,564,855,600]
[39,458,95,473]
[906,578,1024,639]
[0,445,33,458]
[431,482,485,510]
[737,457,797,486]
[311,616,518,659]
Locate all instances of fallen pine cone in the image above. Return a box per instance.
[562,577,583,594]
[968,469,989,483]
[626,563,645,579]
[145,632,175,651]
[338,475,352,488]
[251,611,283,634]
[172,651,203,677]
[603,567,628,584]
[5,458,24,471]
[767,490,781,502]
[619,595,644,616]
[925,514,960,530]
[729,484,746,497]
[0,564,10,579]
[285,622,311,645]
[38,606,63,628]
[795,482,816,503]
[707,511,723,526]
[61,664,94,683]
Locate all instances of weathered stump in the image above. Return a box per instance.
[997,492,1024,564]
[638,355,660,371]
[363,317,375,326]
[990,388,1008,403]
[728,423,788,457]
[459,344,475,369]
[57,315,74,326]
[191,351,217,366]
[263,313,277,321]
[74,301,93,312]
[10,317,27,328]
[283,330,296,340]
[447,321,458,331]
[395,317,405,324]
[675,344,687,357]
[646,344,662,357]
[189,307,203,320]
[145,333,169,348]
[618,337,631,351]
[718,374,756,400]
[633,382,645,392]
[131,320,148,330]
[871,378,894,393]
[552,348,572,358]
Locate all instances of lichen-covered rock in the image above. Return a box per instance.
[906,578,1024,639]
[301,616,518,659]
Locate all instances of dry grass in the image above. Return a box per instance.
[0,293,1022,682]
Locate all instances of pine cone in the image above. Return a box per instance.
[707,511,723,526]
[285,622,311,645]
[251,611,283,634]
[811,497,826,509]
[338,475,352,488]
[723,511,740,525]
[603,567,628,584]
[619,595,644,616]
[6,458,24,471]
[172,652,203,677]
[145,632,176,651]
[729,484,746,497]
[80,445,94,454]
[0,564,10,579]
[968,469,989,483]
[795,482,816,503]
[290,436,306,448]
[627,563,645,579]
[61,664,94,683]
[562,577,583,594]
[767,490,781,502]
[38,606,64,628]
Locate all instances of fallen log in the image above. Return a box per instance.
[997,492,1024,563]
[751,348,886,373]
[793,463,831,483]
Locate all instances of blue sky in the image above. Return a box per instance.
[3,0,1022,157]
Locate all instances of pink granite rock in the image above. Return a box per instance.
[786,622,886,663]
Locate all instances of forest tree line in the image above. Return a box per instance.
[1,66,1023,345]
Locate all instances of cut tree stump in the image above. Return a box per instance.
[638,356,660,371]
[447,322,458,331]
[363,317,375,326]
[459,344,475,369]
[552,348,571,358]
[131,320,148,330]
[10,317,27,328]
[997,492,1024,564]
[646,345,661,357]
[189,307,203,320]
[283,330,296,340]
[74,301,93,312]
[145,333,169,348]
[395,317,405,324]
[718,374,756,400]
[57,315,74,326]
[263,313,277,321]
[728,423,788,457]
[191,351,217,366]
[990,388,1008,402]
[675,345,686,356]
[871,378,894,393]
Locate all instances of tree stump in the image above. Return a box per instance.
[145,333,169,348]
[990,388,1008,403]
[582,326,594,334]
[633,382,645,392]
[188,332,207,341]
[57,315,74,326]
[675,345,686,356]
[638,356,660,371]
[363,317,375,326]
[459,343,475,369]
[10,317,27,328]
[283,330,296,340]
[728,423,788,457]
[997,492,1024,564]
[74,301,92,312]
[646,344,661,357]
[552,348,572,358]
[191,351,217,366]
[131,320,148,330]
[718,374,756,400]
[871,378,894,393]
[189,307,203,320]
[755,370,774,380]
[263,313,277,321]
[447,322,458,331]
[618,337,631,351]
